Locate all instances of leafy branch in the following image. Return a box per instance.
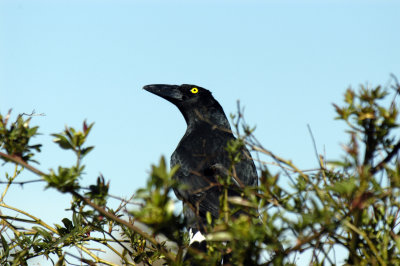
[1,76,400,265]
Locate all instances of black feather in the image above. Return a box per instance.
[144,83,258,253]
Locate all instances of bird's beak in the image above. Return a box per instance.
[143,84,183,102]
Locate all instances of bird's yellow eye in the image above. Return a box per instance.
[190,87,199,94]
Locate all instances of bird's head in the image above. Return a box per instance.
[143,84,230,129]
[143,84,212,107]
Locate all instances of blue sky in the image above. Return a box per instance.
[1,0,399,264]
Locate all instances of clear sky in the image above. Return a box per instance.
[1,0,399,264]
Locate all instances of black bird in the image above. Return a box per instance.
[143,84,258,254]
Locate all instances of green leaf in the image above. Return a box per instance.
[1,234,9,256]
[52,134,73,150]
[81,146,94,157]
[62,218,74,232]
[206,232,233,241]
[345,89,355,104]
[394,236,400,253]
[206,211,212,225]
[328,177,357,196]
[32,226,53,241]
[228,196,258,208]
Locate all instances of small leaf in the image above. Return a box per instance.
[345,89,355,104]
[1,234,9,255]
[328,178,357,196]
[228,196,258,208]
[206,211,212,225]
[52,134,73,150]
[81,146,94,157]
[33,226,53,241]
[394,235,400,253]
[358,112,375,120]
[206,232,233,241]
[62,218,74,231]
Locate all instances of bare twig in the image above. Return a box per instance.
[20,109,46,117]
[0,179,44,185]
[307,124,323,169]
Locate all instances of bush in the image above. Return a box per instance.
[1,77,400,265]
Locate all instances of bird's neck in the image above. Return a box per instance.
[182,106,232,132]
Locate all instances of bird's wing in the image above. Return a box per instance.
[170,127,258,222]
[236,147,258,187]
[171,150,222,220]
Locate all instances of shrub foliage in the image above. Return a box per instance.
[1,78,400,265]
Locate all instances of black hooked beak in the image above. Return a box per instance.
[143,84,183,103]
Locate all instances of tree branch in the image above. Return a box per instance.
[0,151,45,176]
[0,150,176,263]
[370,139,400,174]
